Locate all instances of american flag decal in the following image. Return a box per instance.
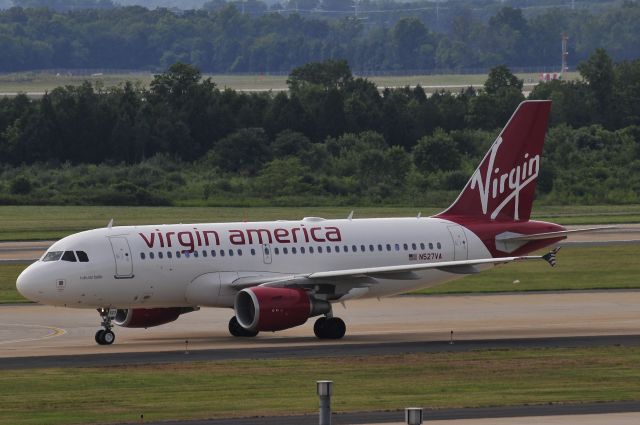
[409,253,417,261]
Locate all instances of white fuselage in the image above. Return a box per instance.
[17,217,491,309]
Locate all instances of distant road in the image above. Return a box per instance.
[0,82,539,98]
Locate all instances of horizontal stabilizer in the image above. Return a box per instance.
[497,226,617,242]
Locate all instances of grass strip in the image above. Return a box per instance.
[0,71,580,94]
[1,205,640,241]
[0,347,639,425]
[417,244,640,294]
[1,245,639,304]
[0,264,28,303]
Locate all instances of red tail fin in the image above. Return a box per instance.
[437,100,551,222]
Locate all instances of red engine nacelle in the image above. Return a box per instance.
[114,307,194,328]
[235,287,330,332]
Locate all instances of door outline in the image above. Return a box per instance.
[262,243,272,264]
[447,225,468,261]
[109,237,134,279]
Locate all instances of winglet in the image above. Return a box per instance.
[107,219,113,229]
[347,211,354,221]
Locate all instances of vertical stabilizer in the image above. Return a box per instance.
[437,100,551,222]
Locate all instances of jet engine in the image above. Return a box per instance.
[114,307,196,328]
[234,287,330,332]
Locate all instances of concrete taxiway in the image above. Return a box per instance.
[2,291,640,361]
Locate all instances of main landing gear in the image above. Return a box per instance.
[95,308,116,345]
[228,316,259,337]
[313,316,346,339]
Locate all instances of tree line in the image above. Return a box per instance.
[1,50,640,206]
[2,1,640,72]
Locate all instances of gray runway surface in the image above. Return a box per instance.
[2,333,640,370]
[3,291,640,362]
[131,402,640,425]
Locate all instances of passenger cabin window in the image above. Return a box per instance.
[61,251,77,262]
[43,251,63,262]
[76,251,89,262]
[140,253,146,260]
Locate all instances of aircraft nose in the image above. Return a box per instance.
[16,266,39,302]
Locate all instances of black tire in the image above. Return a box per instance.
[95,330,105,345]
[314,317,346,339]
[228,316,258,337]
[314,317,327,338]
[327,317,346,339]
[102,330,115,345]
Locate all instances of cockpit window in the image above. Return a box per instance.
[61,251,77,262]
[76,251,89,262]
[42,251,63,262]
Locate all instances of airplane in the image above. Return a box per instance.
[16,100,594,345]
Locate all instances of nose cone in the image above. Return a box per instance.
[16,265,39,302]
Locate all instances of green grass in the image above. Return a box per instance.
[1,204,640,241]
[418,245,640,294]
[0,71,580,94]
[0,264,27,303]
[0,347,639,425]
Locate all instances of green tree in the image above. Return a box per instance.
[413,129,461,173]
[212,127,271,175]
[287,59,353,92]
[578,48,614,125]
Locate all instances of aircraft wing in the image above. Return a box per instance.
[231,250,559,297]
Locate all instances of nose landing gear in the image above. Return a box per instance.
[95,308,116,345]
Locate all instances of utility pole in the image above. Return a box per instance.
[561,32,569,74]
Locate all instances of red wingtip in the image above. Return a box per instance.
[437,100,551,222]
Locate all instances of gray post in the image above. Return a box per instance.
[317,380,333,425]
[405,407,423,425]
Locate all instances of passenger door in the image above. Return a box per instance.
[109,237,134,278]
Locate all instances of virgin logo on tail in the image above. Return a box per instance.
[437,100,551,223]
[470,136,540,220]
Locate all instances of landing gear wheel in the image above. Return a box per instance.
[102,330,115,345]
[314,317,346,339]
[95,308,117,345]
[228,316,259,337]
[313,317,327,338]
